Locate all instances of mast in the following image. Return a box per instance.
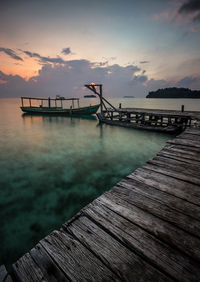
[84,83,116,115]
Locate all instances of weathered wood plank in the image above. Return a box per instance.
[13,253,45,282]
[119,176,200,220]
[93,192,200,261]
[179,133,200,142]
[129,167,200,205]
[0,265,7,282]
[0,265,13,282]
[81,199,200,281]
[168,138,200,148]
[113,182,200,237]
[161,147,200,161]
[165,143,200,154]
[147,158,200,179]
[142,162,200,186]
[185,128,200,136]
[64,215,171,281]
[152,155,200,173]
[157,150,200,165]
[30,244,70,281]
[40,230,118,281]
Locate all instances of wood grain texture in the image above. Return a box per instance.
[129,167,200,205]
[0,265,13,282]
[142,163,200,186]
[40,230,118,281]
[119,176,200,220]
[81,199,200,281]
[64,215,171,281]
[113,182,200,238]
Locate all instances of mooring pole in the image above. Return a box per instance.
[99,84,103,113]
[48,97,51,108]
[181,105,184,112]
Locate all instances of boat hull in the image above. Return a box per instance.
[21,104,100,115]
[96,113,182,134]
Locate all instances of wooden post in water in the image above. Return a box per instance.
[181,105,184,112]
[21,97,24,107]
[48,97,51,108]
[29,98,31,107]
[99,84,103,114]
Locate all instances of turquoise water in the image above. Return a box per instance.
[0,97,182,268]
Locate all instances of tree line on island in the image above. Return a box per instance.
[146,87,200,98]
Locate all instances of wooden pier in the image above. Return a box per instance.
[85,84,200,133]
[1,123,199,281]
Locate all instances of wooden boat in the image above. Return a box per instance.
[20,97,100,116]
[84,83,191,134]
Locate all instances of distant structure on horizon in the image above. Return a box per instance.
[146,87,200,98]
[123,95,135,98]
[84,94,96,98]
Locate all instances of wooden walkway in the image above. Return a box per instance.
[2,126,200,281]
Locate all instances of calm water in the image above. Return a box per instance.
[0,97,198,268]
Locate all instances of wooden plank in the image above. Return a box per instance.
[157,150,200,165]
[162,147,200,161]
[13,253,45,282]
[153,155,200,173]
[92,192,200,261]
[179,133,200,142]
[30,244,70,281]
[0,265,7,282]
[165,143,200,153]
[113,181,200,237]
[118,177,200,220]
[185,128,200,136]
[147,158,200,179]
[40,230,118,281]
[63,215,171,281]
[168,138,200,148]
[0,265,13,282]
[81,199,200,281]
[129,167,200,205]
[142,162,200,186]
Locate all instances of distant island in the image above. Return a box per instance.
[146,87,200,98]
[84,95,96,98]
[123,95,135,98]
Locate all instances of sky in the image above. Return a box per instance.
[0,0,200,98]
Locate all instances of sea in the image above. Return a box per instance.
[0,97,199,269]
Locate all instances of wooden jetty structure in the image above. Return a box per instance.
[20,97,100,116]
[1,123,200,281]
[85,83,200,133]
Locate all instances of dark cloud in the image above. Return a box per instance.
[140,61,149,64]
[179,0,200,22]
[1,58,200,98]
[22,50,67,64]
[0,47,23,61]
[61,47,71,55]
[175,76,200,88]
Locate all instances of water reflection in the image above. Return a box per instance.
[0,98,171,270]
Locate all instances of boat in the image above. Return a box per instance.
[20,97,100,116]
[84,83,190,134]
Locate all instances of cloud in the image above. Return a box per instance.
[61,47,71,55]
[0,58,200,98]
[22,50,67,64]
[178,0,200,22]
[0,47,23,61]
[179,0,200,14]
[175,76,200,88]
[140,61,149,64]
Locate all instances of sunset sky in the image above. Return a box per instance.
[0,0,200,98]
